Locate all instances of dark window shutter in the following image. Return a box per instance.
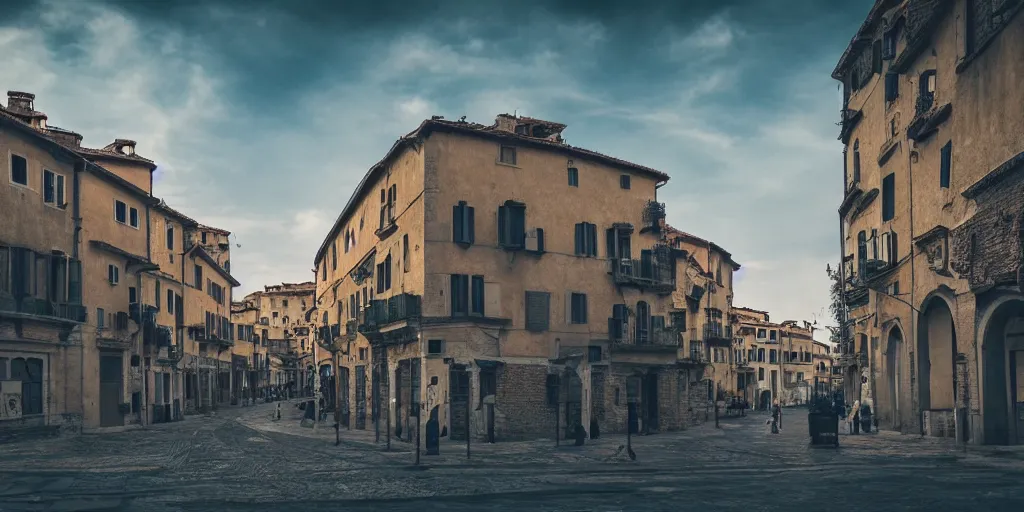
[939,141,952,188]
[882,173,895,221]
[536,228,545,252]
[890,231,899,263]
[453,203,464,242]
[467,206,475,244]
[44,171,54,203]
[606,228,615,259]
[885,73,899,102]
[471,276,484,315]
[588,224,598,257]
[652,315,665,330]
[511,206,526,247]
[525,291,550,332]
[497,206,507,246]
[574,223,583,255]
[640,249,653,278]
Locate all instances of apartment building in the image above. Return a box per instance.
[312,114,726,443]
[812,341,835,394]
[1,91,239,435]
[732,308,818,408]
[833,0,1023,444]
[665,226,742,402]
[236,282,314,395]
[230,298,266,401]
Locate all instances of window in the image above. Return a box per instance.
[114,200,127,224]
[567,167,579,187]
[471,275,484,316]
[427,339,443,355]
[129,207,139,228]
[201,232,207,244]
[375,254,392,293]
[167,289,174,313]
[940,141,952,189]
[882,27,898,59]
[619,175,630,189]
[852,140,861,184]
[450,274,469,316]
[332,242,337,270]
[129,286,137,304]
[525,291,550,332]
[884,72,899,103]
[769,349,777,363]
[43,170,65,207]
[194,264,203,288]
[10,154,27,186]
[857,231,868,270]
[452,201,475,245]
[499,145,517,165]
[166,224,174,250]
[635,302,650,343]
[497,201,526,249]
[574,222,598,257]
[403,234,410,272]
[107,264,119,285]
[321,262,326,281]
[881,172,896,222]
[97,308,105,328]
[569,292,587,324]
[155,280,161,309]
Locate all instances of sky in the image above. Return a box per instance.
[0,0,873,341]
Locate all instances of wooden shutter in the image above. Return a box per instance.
[467,206,475,244]
[471,275,484,315]
[525,291,550,332]
[574,223,583,255]
[939,142,952,188]
[453,203,464,242]
[497,206,507,246]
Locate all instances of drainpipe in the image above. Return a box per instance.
[838,146,850,399]
[137,270,147,426]
[74,160,85,425]
[907,142,919,436]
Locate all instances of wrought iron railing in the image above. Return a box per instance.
[0,295,87,323]
[609,258,675,290]
[358,293,422,332]
[703,322,731,340]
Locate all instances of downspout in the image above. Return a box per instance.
[907,142,919,435]
[143,203,151,426]
[74,160,85,424]
[838,147,850,396]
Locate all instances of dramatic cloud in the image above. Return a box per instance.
[0,0,874,339]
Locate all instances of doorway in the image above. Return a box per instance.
[981,299,1024,445]
[643,372,659,432]
[563,370,582,439]
[355,365,366,430]
[885,327,903,430]
[99,351,124,427]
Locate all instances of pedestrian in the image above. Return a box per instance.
[771,400,782,434]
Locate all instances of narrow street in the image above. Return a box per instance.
[2,404,1023,511]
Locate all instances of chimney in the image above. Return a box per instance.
[108,139,137,156]
[6,91,35,112]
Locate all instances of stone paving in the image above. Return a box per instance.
[1,402,1023,511]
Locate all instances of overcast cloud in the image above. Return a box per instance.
[0,0,872,340]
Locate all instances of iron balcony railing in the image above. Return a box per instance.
[268,340,290,354]
[358,293,422,332]
[703,322,731,340]
[612,327,680,347]
[0,296,87,323]
[345,320,357,339]
[609,258,675,290]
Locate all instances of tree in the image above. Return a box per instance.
[825,264,846,348]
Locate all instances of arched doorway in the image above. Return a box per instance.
[980,298,1024,445]
[884,326,903,430]
[917,295,957,437]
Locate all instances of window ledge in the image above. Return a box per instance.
[375,221,398,240]
[877,136,900,166]
[495,160,520,169]
[907,103,952,142]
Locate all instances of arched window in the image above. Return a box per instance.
[635,301,650,344]
[852,139,861,183]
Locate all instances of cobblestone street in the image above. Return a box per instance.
[2,403,1024,512]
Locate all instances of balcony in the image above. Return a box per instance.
[703,322,731,343]
[268,340,291,355]
[358,293,421,331]
[609,258,675,294]
[0,296,87,324]
[838,108,862,144]
[640,200,666,234]
[610,326,679,353]
[907,96,952,142]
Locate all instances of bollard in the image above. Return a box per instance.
[276,402,281,421]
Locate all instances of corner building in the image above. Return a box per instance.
[314,114,715,442]
[833,0,1024,444]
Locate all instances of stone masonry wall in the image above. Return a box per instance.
[494,363,555,441]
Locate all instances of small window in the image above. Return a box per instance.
[403,234,410,273]
[427,339,443,355]
[155,280,161,309]
[567,167,579,187]
[881,173,896,222]
[570,292,587,324]
[574,222,598,257]
[129,207,139,228]
[43,170,64,206]
[114,200,127,224]
[97,307,105,329]
[166,224,174,250]
[470,275,484,316]
[201,232,207,244]
[619,175,631,189]
[167,289,174,313]
[129,286,137,304]
[499,145,517,165]
[10,154,28,186]
[331,243,337,270]
[939,141,952,189]
[107,264,119,285]
[884,72,899,103]
[852,140,861,184]
[452,201,475,245]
